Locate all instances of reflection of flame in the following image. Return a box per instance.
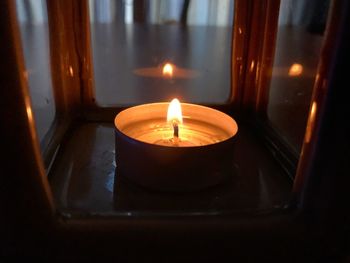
[288,63,303,76]
[133,65,199,79]
[305,101,317,143]
[162,63,174,77]
[167,98,183,124]
[69,66,74,76]
[250,60,255,72]
[26,105,33,122]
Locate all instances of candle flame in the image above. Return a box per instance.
[162,63,174,77]
[167,98,183,124]
[288,63,303,76]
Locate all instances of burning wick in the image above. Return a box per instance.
[167,98,183,143]
[172,120,179,139]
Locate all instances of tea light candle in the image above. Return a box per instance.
[114,99,238,192]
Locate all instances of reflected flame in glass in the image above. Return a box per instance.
[24,70,29,81]
[133,64,199,79]
[250,60,255,72]
[26,105,33,122]
[167,98,183,124]
[305,101,317,143]
[162,63,174,77]
[288,63,303,76]
[69,66,74,77]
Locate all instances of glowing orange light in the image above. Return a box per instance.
[305,102,317,143]
[288,63,303,76]
[250,60,255,72]
[24,70,29,81]
[167,98,183,124]
[162,63,174,77]
[69,66,74,76]
[26,105,33,122]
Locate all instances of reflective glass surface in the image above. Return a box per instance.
[267,0,330,153]
[16,0,55,143]
[89,0,235,106]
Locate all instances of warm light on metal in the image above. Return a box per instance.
[305,101,317,143]
[26,105,33,123]
[69,66,74,76]
[250,60,255,72]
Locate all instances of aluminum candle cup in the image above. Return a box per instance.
[114,102,238,192]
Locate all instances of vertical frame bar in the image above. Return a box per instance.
[234,0,280,115]
[0,0,55,253]
[230,0,251,111]
[71,0,119,121]
[46,0,82,115]
[43,0,87,168]
[292,0,350,256]
[294,0,349,204]
[71,0,96,110]
[254,0,280,115]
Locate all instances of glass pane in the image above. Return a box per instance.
[89,0,234,106]
[16,0,55,144]
[267,0,330,153]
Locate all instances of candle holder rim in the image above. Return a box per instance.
[115,102,238,133]
[115,121,238,149]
